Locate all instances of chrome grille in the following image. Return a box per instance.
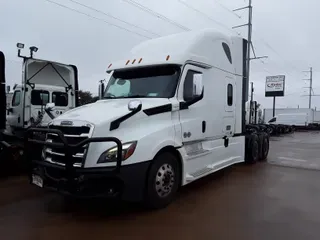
[43,124,92,167]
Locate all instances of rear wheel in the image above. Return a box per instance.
[259,133,269,161]
[245,134,259,164]
[144,152,180,209]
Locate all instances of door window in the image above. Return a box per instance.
[52,92,68,106]
[31,90,49,105]
[183,70,202,101]
[12,90,21,107]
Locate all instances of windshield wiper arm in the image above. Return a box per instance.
[123,95,147,98]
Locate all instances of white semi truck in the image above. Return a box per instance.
[25,29,270,209]
[0,47,79,169]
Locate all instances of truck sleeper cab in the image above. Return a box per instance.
[27,29,269,209]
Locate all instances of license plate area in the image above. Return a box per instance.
[32,175,43,188]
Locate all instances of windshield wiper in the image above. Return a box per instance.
[103,93,117,99]
[103,94,147,99]
[123,95,147,98]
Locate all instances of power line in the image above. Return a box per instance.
[122,0,190,31]
[42,0,151,39]
[177,0,234,33]
[213,0,242,19]
[67,0,160,37]
[252,29,301,73]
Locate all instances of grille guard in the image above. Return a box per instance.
[25,128,123,176]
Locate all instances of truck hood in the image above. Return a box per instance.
[52,98,171,126]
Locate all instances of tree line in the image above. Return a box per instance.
[78,90,99,106]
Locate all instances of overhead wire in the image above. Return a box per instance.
[177,0,234,34]
[42,0,152,39]
[214,0,242,19]
[66,0,160,37]
[252,29,301,73]
[122,0,190,31]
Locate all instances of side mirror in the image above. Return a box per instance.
[128,99,142,111]
[98,80,105,100]
[193,74,203,97]
[7,108,13,114]
[6,85,10,93]
[45,103,55,111]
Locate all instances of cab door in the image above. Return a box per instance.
[7,87,23,128]
[177,64,205,144]
[178,64,213,176]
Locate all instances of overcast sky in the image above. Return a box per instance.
[1,0,320,109]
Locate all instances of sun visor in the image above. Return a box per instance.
[0,51,6,130]
[24,58,78,93]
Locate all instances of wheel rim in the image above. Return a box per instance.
[155,163,175,198]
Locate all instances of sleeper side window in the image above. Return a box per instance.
[222,42,232,64]
[183,70,201,102]
[227,84,233,106]
[12,90,21,107]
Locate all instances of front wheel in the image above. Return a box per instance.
[144,152,180,210]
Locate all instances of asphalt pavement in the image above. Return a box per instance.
[0,132,320,240]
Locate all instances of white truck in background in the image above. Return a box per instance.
[0,46,79,167]
[268,113,310,127]
[26,29,270,209]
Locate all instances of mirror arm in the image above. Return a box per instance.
[179,89,204,110]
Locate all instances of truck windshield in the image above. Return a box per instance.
[268,117,276,123]
[103,65,181,99]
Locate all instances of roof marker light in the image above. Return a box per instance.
[132,59,136,64]
[166,55,170,61]
[138,58,143,63]
[126,60,130,65]
[108,63,112,68]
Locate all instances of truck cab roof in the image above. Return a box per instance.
[107,29,238,75]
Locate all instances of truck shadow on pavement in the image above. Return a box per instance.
[44,163,250,218]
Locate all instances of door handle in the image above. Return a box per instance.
[202,121,206,133]
[223,136,229,148]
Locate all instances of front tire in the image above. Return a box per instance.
[145,152,180,209]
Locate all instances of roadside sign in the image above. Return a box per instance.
[265,75,285,97]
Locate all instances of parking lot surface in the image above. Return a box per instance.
[0,132,320,240]
[268,131,320,170]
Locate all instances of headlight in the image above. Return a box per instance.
[97,141,137,163]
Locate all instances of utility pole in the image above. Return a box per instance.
[249,82,254,124]
[309,67,313,109]
[233,0,268,124]
[302,67,320,109]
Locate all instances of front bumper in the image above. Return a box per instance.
[25,128,151,202]
[30,160,151,201]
